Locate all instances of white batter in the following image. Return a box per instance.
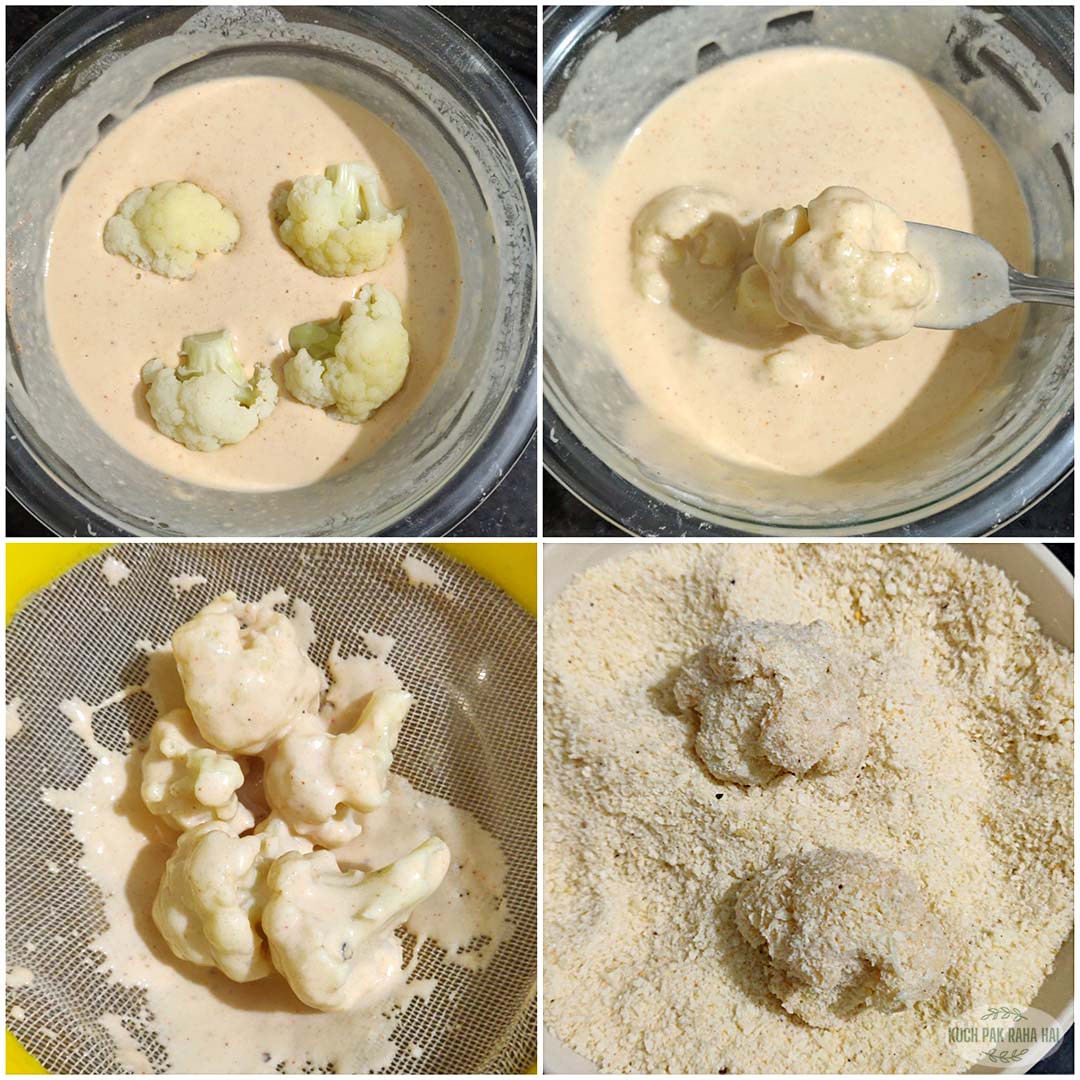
[44,76,461,492]
[556,46,1031,476]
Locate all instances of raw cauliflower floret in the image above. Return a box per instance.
[152,816,313,983]
[284,283,410,423]
[103,180,240,279]
[262,837,450,1011]
[141,707,253,834]
[172,592,322,754]
[754,186,933,348]
[674,619,868,791]
[265,688,411,848]
[735,848,949,1028]
[277,162,404,277]
[141,330,278,452]
[631,186,745,304]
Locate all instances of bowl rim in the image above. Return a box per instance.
[5,4,537,538]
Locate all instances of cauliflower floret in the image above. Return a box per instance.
[152,816,313,982]
[735,848,950,1027]
[631,186,745,304]
[141,330,278,452]
[674,619,868,790]
[277,162,404,277]
[263,837,450,1011]
[265,688,410,848]
[754,186,934,348]
[733,263,790,332]
[284,284,410,423]
[172,592,322,754]
[141,707,253,834]
[758,349,814,388]
[103,180,240,279]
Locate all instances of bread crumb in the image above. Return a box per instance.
[544,543,1073,1074]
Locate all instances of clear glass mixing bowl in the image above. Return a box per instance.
[8,6,536,536]
[543,5,1073,536]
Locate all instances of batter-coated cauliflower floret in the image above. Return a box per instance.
[758,349,814,388]
[631,186,745,304]
[674,619,867,790]
[152,817,313,982]
[735,848,949,1028]
[172,593,322,754]
[141,330,278,453]
[265,688,411,848]
[263,837,450,1011]
[284,284,410,423]
[141,707,253,834]
[754,186,933,348]
[103,180,240,279]
[733,264,790,333]
[277,162,404,277]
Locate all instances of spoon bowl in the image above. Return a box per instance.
[908,221,1073,330]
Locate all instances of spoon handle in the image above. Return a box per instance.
[1008,267,1074,308]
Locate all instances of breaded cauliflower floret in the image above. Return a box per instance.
[631,186,745,305]
[754,186,933,348]
[152,816,313,982]
[172,592,322,754]
[265,688,411,848]
[674,619,868,790]
[141,707,253,834]
[735,848,950,1027]
[277,162,404,277]
[103,180,240,279]
[141,330,278,453]
[263,837,450,1011]
[284,283,410,423]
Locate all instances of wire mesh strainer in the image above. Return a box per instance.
[6,542,537,1074]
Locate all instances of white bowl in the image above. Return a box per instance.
[542,542,1073,1074]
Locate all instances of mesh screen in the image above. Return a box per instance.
[6,542,537,1074]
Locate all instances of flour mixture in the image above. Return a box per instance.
[544,544,1073,1073]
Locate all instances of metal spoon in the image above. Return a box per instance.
[906,221,1073,330]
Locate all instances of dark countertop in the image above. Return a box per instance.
[6,5,537,538]
[545,469,1074,538]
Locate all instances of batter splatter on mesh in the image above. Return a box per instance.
[6,542,536,1074]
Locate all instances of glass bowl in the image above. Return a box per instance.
[8,5,536,536]
[543,5,1073,536]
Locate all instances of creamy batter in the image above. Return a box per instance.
[565,47,1031,476]
[45,76,461,491]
